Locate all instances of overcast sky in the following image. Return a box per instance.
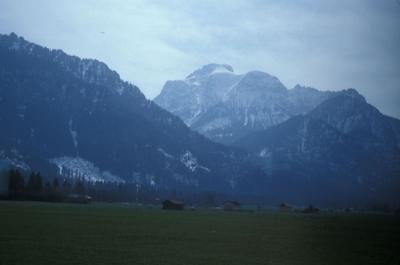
[1,0,399,117]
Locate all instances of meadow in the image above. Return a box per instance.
[0,201,399,265]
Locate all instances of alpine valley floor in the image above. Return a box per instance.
[0,201,399,265]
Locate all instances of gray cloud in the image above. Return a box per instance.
[1,0,399,117]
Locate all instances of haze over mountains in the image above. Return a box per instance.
[1,33,399,206]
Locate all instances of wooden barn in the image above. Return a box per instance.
[279,203,292,212]
[162,200,184,210]
[66,194,92,204]
[223,201,241,211]
[302,205,320,213]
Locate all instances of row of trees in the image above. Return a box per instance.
[4,169,240,205]
[7,169,85,201]
[3,167,267,207]
[5,169,166,203]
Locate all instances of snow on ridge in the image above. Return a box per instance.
[210,66,235,75]
[185,64,234,80]
[3,157,30,171]
[157,148,174,159]
[180,151,210,173]
[0,149,31,172]
[49,156,124,183]
[259,148,271,158]
[68,119,79,156]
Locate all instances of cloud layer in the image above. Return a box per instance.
[1,0,399,117]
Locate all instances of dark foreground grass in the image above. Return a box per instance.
[0,201,399,265]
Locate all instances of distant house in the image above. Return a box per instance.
[223,201,241,211]
[279,203,292,212]
[162,200,184,210]
[302,205,320,213]
[66,194,92,204]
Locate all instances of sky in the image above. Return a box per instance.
[1,0,399,118]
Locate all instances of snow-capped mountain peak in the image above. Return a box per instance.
[156,64,341,144]
[155,63,242,126]
[185,63,234,80]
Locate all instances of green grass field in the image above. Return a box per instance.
[0,201,399,265]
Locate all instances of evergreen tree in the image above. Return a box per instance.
[44,181,51,194]
[27,172,43,195]
[8,169,24,197]
[74,179,85,195]
[35,172,43,194]
[62,179,71,194]
[27,172,35,194]
[52,178,60,191]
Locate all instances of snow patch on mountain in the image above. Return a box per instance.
[0,149,31,171]
[186,63,234,80]
[210,66,235,75]
[50,157,124,183]
[259,148,271,158]
[157,148,174,159]
[180,151,210,172]
[68,119,79,156]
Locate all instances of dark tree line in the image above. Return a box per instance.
[3,169,262,206]
[6,169,86,202]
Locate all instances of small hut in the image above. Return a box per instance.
[66,194,92,204]
[302,204,320,213]
[162,199,184,210]
[279,203,292,212]
[223,201,241,211]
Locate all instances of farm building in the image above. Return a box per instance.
[162,199,184,210]
[302,205,320,213]
[223,201,241,211]
[279,203,292,212]
[66,194,92,204]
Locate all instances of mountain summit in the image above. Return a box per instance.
[186,63,234,80]
[154,64,243,127]
[155,65,335,144]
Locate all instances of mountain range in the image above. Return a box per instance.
[156,64,400,205]
[155,64,337,144]
[0,33,263,195]
[1,33,399,206]
[235,89,400,205]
